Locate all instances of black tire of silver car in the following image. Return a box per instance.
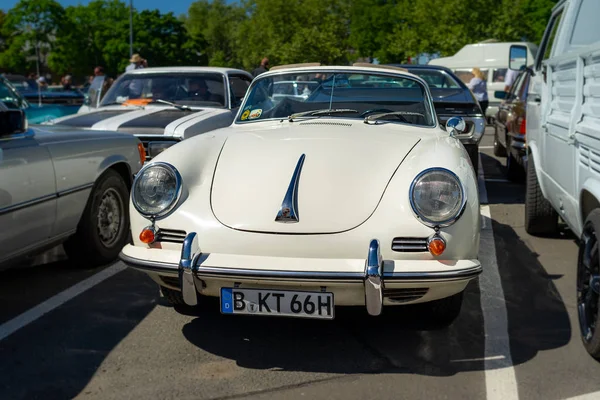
[160,285,186,305]
[493,126,507,157]
[64,169,130,266]
[425,291,463,327]
[465,144,479,173]
[577,209,600,359]
[524,154,559,236]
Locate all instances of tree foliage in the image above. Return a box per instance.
[0,0,558,80]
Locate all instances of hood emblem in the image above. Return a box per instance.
[275,154,305,223]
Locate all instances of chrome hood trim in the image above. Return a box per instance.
[275,154,305,223]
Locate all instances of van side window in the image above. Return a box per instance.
[569,0,600,48]
[536,9,564,69]
[492,68,507,83]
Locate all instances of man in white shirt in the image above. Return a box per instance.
[504,68,519,92]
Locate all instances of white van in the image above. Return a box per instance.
[520,0,600,359]
[429,41,538,121]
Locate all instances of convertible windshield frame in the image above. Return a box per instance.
[234,68,439,129]
[99,71,229,109]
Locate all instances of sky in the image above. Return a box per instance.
[2,0,198,16]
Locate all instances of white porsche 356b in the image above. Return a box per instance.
[120,64,482,326]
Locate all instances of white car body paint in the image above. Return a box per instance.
[121,65,483,308]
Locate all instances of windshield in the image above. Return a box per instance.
[0,79,26,109]
[237,71,435,127]
[408,69,461,89]
[100,72,227,108]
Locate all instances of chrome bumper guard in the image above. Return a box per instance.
[176,234,453,317]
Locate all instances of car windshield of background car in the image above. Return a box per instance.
[409,70,461,89]
[0,81,25,109]
[100,73,227,108]
[236,71,435,127]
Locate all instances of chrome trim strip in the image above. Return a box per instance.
[131,161,183,220]
[384,264,482,281]
[57,182,94,197]
[275,153,305,223]
[0,193,57,216]
[119,252,178,273]
[408,167,468,228]
[179,232,199,306]
[364,239,383,316]
[195,266,365,280]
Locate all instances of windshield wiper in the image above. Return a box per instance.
[288,108,358,122]
[364,111,425,124]
[152,99,192,111]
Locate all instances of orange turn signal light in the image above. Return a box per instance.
[139,227,156,244]
[428,236,446,256]
[137,142,146,166]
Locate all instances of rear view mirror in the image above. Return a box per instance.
[509,45,528,71]
[0,106,27,136]
[494,90,507,99]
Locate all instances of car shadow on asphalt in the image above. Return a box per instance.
[0,268,158,400]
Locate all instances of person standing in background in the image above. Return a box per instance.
[252,57,269,78]
[504,68,519,93]
[467,67,488,116]
[126,53,147,72]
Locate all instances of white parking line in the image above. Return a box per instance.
[480,146,495,149]
[0,263,126,342]
[478,154,519,400]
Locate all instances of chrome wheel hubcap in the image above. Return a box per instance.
[97,188,123,247]
[578,228,600,342]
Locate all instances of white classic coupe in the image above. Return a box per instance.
[45,67,254,161]
[120,64,482,326]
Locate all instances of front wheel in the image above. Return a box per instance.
[64,169,130,267]
[578,210,600,359]
[524,154,558,236]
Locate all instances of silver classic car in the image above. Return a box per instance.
[0,104,144,270]
[46,67,254,161]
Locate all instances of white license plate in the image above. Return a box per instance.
[220,288,334,319]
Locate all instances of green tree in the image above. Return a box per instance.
[184,0,246,67]
[0,0,65,75]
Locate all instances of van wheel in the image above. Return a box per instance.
[64,169,130,267]
[577,210,600,359]
[493,126,507,157]
[525,155,558,235]
[465,144,479,173]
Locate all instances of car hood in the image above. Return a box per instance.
[49,105,231,137]
[210,122,422,234]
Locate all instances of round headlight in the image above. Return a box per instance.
[132,162,182,218]
[410,168,465,227]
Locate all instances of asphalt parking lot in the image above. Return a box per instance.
[1,127,600,400]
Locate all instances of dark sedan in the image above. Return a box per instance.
[493,67,531,181]
[389,64,486,171]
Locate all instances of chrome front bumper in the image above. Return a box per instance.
[164,233,482,317]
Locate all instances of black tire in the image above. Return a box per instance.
[465,144,479,173]
[524,154,559,236]
[425,291,464,328]
[577,210,600,359]
[493,126,507,157]
[506,148,525,182]
[64,169,130,267]
[160,285,185,306]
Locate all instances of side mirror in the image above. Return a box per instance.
[446,116,465,137]
[509,45,528,71]
[0,107,28,136]
[494,90,507,99]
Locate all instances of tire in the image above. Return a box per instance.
[524,154,559,236]
[465,144,479,173]
[493,126,507,157]
[64,169,130,267]
[425,291,464,328]
[506,148,525,182]
[577,210,600,359]
[160,285,185,306]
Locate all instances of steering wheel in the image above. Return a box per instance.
[359,108,394,117]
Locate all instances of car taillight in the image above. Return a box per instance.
[137,142,146,166]
[519,118,526,135]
